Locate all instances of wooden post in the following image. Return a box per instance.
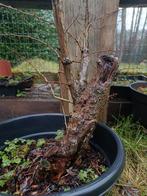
[53,0,119,119]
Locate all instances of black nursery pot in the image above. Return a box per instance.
[110,75,147,100]
[18,76,33,90]
[130,81,147,128]
[0,113,125,196]
[0,85,18,96]
[110,85,131,100]
[0,76,33,97]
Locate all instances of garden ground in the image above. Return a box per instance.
[107,116,147,196]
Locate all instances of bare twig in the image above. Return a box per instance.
[64,14,79,34]
[27,61,73,104]
[67,32,82,52]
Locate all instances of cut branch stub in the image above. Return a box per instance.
[79,48,89,87]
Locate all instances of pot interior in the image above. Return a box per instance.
[0,114,120,166]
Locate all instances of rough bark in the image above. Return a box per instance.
[30,0,116,159]
[38,55,118,159]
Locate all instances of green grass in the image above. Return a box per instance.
[12,60,147,76]
[12,58,59,74]
[119,63,147,75]
[107,116,147,195]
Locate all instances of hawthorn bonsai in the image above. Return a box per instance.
[0,0,120,195]
[0,53,118,195]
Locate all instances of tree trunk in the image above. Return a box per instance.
[119,8,126,62]
[133,8,143,63]
[130,8,142,63]
[128,8,135,63]
[15,1,119,193]
[136,11,147,63]
[40,0,119,158]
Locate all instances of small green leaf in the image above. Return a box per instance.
[26,139,35,145]
[78,170,88,182]
[36,138,46,148]
[64,187,70,192]
[0,180,6,187]
[55,130,64,140]
[0,170,14,187]
[2,155,11,167]
[20,160,30,169]
[78,168,98,183]
[12,157,22,164]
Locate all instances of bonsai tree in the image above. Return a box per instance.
[0,0,119,194]
[16,0,118,182]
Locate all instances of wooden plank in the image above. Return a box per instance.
[52,0,119,120]
[55,0,119,80]
[0,98,60,122]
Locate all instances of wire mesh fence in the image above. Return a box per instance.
[0,7,58,71]
[0,6,146,74]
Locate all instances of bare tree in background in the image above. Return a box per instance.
[133,8,143,62]
[137,12,147,62]
[119,8,126,61]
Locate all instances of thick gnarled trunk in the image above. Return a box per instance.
[14,1,119,193]
[45,0,119,158]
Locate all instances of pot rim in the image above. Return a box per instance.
[0,113,125,196]
[130,81,147,96]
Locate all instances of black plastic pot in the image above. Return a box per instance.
[130,81,147,128]
[0,76,33,97]
[110,85,131,100]
[110,75,147,100]
[18,76,33,89]
[0,85,18,96]
[0,113,125,196]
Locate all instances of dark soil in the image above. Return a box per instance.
[0,138,107,196]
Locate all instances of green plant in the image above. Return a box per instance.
[112,116,146,160]
[36,138,46,148]
[0,170,14,188]
[16,90,26,97]
[78,168,98,183]
[55,130,64,140]
[8,78,19,85]
[0,138,36,188]
[107,116,147,195]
